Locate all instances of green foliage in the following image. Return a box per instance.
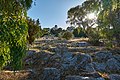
[42,28,50,36]
[67,0,120,47]
[73,27,87,38]
[62,31,73,40]
[98,0,120,47]
[50,25,63,37]
[36,30,43,38]
[0,0,32,70]
[0,42,10,69]
[27,18,41,44]
[67,0,100,31]
[67,0,101,46]
[0,14,28,70]
[87,28,101,46]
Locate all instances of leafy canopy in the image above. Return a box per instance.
[0,0,33,70]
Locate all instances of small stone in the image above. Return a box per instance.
[65,75,90,80]
[77,41,88,47]
[85,63,96,73]
[80,72,101,78]
[27,50,36,56]
[109,74,120,80]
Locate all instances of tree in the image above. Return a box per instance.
[50,25,63,37]
[67,26,75,32]
[42,28,50,36]
[67,0,100,30]
[98,0,120,47]
[67,0,101,44]
[67,0,120,47]
[27,18,41,45]
[67,0,100,37]
[0,0,33,70]
[73,28,79,37]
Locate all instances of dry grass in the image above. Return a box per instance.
[0,70,30,80]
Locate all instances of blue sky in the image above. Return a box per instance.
[28,0,85,29]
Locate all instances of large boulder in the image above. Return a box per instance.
[61,58,77,70]
[75,53,93,70]
[60,53,93,73]
[60,52,76,70]
[55,44,68,53]
[94,51,113,62]
[109,74,120,80]
[92,62,107,72]
[41,68,60,80]
[106,58,120,73]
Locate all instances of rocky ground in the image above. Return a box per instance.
[0,38,120,80]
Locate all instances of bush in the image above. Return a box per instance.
[73,27,87,38]
[62,31,73,40]
[87,28,101,46]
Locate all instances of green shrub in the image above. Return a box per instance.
[62,31,73,40]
